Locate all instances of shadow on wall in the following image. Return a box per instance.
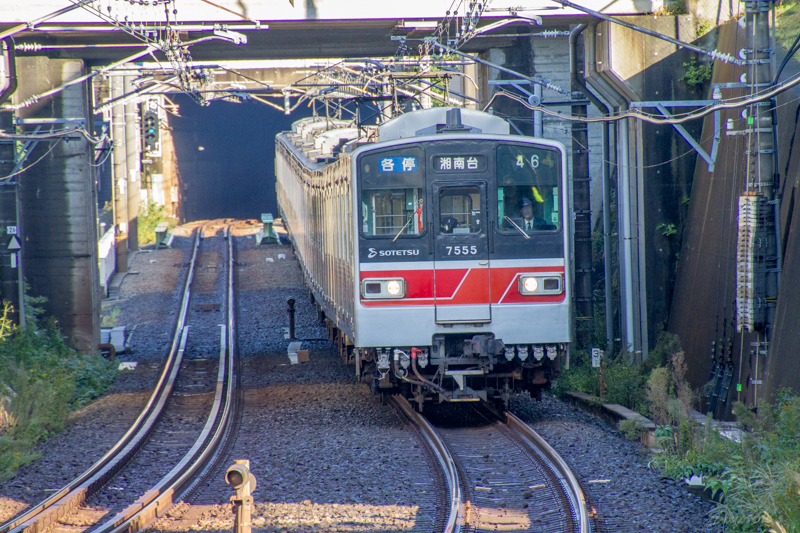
[169,95,311,222]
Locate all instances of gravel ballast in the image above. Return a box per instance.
[0,221,720,533]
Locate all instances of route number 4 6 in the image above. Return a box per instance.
[446,245,477,255]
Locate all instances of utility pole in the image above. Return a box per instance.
[737,0,779,408]
[0,40,22,325]
[111,75,128,272]
[571,52,593,347]
[124,75,140,252]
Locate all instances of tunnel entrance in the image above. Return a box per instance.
[169,95,311,222]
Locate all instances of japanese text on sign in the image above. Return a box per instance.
[433,155,485,172]
[378,157,417,172]
[439,156,478,170]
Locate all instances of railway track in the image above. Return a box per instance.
[391,397,590,533]
[0,220,240,533]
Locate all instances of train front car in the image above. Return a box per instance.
[354,108,571,409]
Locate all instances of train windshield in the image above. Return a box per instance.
[359,146,425,237]
[496,144,561,232]
[439,186,481,234]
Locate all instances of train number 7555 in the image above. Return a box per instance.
[445,245,478,256]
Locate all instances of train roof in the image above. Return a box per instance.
[378,107,509,142]
[278,107,513,168]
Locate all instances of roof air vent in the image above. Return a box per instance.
[439,108,469,133]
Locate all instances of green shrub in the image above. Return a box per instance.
[0,294,117,480]
[619,418,645,441]
[680,58,713,89]
[555,332,684,416]
[553,350,601,397]
[650,392,800,532]
[604,362,648,413]
[138,201,177,246]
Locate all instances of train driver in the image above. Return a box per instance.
[514,197,548,232]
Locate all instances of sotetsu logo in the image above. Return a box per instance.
[366,248,419,259]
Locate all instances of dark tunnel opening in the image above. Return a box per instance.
[169,95,311,222]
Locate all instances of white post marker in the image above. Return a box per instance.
[591,348,603,368]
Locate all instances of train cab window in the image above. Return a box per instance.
[361,188,424,236]
[496,144,561,233]
[359,146,425,237]
[439,186,481,234]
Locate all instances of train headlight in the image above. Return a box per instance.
[361,278,406,299]
[386,280,402,296]
[523,277,538,293]
[518,274,563,295]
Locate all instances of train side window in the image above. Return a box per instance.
[496,144,561,233]
[439,186,480,234]
[361,188,424,236]
[358,146,425,238]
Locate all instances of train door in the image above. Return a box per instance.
[432,182,491,323]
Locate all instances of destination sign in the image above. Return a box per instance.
[432,155,486,172]
[378,156,418,173]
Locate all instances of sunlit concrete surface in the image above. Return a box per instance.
[6,0,660,24]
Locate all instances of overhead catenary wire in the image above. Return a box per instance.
[484,72,800,125]
[549,0,745,66]
[773,29,800,84]
[0,137,64,181]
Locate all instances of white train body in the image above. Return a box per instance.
[276,108,571,407]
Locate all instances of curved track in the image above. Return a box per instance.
[0,221,241,533]
[392,397,590,533]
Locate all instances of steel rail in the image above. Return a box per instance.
[505,411,591,533]
[0,224,206,533]
[95,222,239,533]
[389,396,463,533]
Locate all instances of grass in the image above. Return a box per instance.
[138,201,178,247]
[776,1,800,51]
[558,329,800,532]
[0,294,117,481]
[649,393,800,532]
[554,331,684,415]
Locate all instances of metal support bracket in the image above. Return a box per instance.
[631,100,720,172]
[12,125,42,175]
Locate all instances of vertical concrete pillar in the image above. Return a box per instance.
[0,110,22,326]
[110,75,128,272]
[124,75,140,251]
[14,57,100,353]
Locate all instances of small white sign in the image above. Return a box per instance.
[7,236,21,250]
[591,348,603,368]
[7,226,17,235]
[10,252,17,268]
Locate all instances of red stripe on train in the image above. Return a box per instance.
[359,265,565,306]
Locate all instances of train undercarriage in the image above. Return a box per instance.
[357,333,565,411]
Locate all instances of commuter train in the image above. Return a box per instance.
[275,107,571,410]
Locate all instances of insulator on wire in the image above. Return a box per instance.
[15,43,42,52]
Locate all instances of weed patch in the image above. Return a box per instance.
[649,393,800,532]
[138,201,177,246]
[0,295,117,481]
